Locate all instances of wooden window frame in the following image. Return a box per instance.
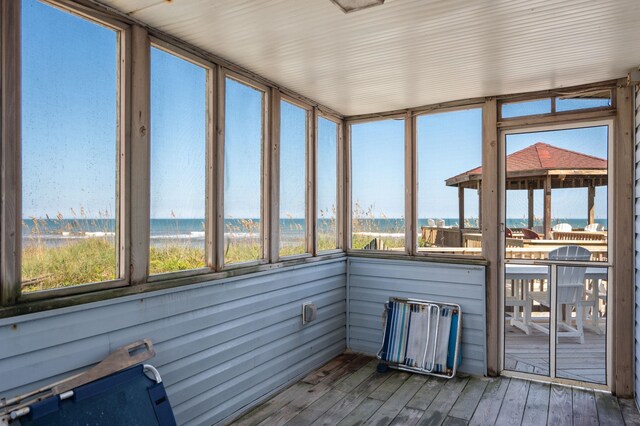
[218,70,271,271]
[412,104,486,260]
[497,84,616,124]
[12,0,131,303]
[345,113,409,255]
[0,0,346,316]
[315,112,343,255]
[277,94,313,261]
[144,38,217,283]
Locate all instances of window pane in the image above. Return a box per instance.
[556,91,611,112]
[505,126,608,262]
[224,78,264,264]
[317,117,338,252]
[351,119,405,251]
[21,0,118,292]
[280,100,308,256]
[502,98,552,118]
[417,108,482,255]
[150,47,207,274]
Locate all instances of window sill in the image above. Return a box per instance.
[0,252,347,319]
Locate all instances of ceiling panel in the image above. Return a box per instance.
[98,0,640,115]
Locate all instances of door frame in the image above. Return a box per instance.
[497,119,614,391]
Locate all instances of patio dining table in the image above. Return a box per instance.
[505,264,607,335]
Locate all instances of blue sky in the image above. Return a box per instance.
[150,47,206,219]
[22,0,609,223]
[22,0,117,219]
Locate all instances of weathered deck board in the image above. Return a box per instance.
[448,377,489,421]
[594,392,625,425]
[365,374,426,426]
[547,385,572,425]
[572,388,598,426]
[520,381,550,426]
[468,377,511,426]
[495,378,530,425]
[230,355,637,426]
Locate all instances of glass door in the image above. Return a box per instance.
[501,123,611,388]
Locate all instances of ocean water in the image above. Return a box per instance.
[21,217,606,248]
[20,218,337,248]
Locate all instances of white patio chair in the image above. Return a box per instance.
[584,223,604,232]
[527,245,591,344]
[552,223,572,232]
[427,219,436,227]
[435,219,445,228]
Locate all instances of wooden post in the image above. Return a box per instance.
[543,176,551,239]
[214,66,225,270]
[128,26,150,284]
[458,187,465,229]
[481,98,499,376]
[405,111,416,255]
[1,0,21,303]
[612,81,634,397]
[336,119,345,250]
[343,121,351,250]
[587,185,595,225]
[269,88,281,263]
[527,187,534,229]
[308,107,318,255]
[477,181,482,229]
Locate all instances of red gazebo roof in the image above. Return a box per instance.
[446,142,607,188]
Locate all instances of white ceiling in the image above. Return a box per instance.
[99,0,640,116]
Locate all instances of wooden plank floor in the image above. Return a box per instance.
[504,323,606,384]
[230,354,639,426]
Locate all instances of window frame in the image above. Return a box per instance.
[219,69,271,270]
[497,86,615,123]
[0,0,346,314]
[277,94,313,260]
[346,113,409,255]
[412,104,486,260]
[144,38,216,282]
[16,0,131,302]
[315,112,343,255]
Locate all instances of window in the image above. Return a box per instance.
[149,47,207,274]
[279,99,309,257]
[317,117,339,252]
[224,77,265,265]
[350,118,405,251]
[501,98,552,118]
[504,126,609,261]
[556,90,611,112]
[21,0,119,292]
[416,108,482,254]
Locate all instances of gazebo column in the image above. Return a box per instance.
[527,187,534,229]
[587,185,595,225]
[543,176,551,238]
[458,187,465,229]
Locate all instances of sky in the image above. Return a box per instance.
[21,0,609,223]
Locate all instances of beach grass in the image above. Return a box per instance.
[21,230,343,292]
[149,245,206,275]
[22,238,117,292]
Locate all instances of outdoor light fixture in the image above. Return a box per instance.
[330,0,385,14]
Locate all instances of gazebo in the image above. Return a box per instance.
[445,142,608,238]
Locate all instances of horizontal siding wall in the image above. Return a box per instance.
[635,85,639,411]
[347,257,487,376]
[0,259,347,426]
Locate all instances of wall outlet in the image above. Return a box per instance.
[302,302,317,325]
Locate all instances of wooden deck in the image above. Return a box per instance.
[505,323,606,384]
[231,354,639,426]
